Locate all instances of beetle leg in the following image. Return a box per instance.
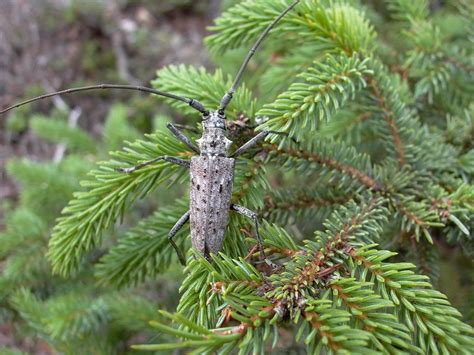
[167,123,200,154]
[115,156,190,173]
[231,131,269,158]
[230,204,267,259]
[168,211,190,266]
[231,130,295,158]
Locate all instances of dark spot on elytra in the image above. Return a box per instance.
[202,199,207,204]
[219,185,223,193]
[197,184,200,191]
[210,141,217,148]
[213,228,217,234]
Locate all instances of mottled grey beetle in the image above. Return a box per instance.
[0,1,300,265]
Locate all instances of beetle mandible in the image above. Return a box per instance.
[0,1,301,265]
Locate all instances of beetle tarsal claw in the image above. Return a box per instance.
[264,259,279,269]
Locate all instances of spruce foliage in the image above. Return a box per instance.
[0,107,159,352]
[2,0,473,353]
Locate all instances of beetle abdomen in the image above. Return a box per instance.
[189,156,235,258]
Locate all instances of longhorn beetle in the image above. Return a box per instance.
[0,1,300,266]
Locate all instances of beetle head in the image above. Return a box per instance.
[202,110,226,130]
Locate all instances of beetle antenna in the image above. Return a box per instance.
[218,0,300,114]
[0,84,209,116]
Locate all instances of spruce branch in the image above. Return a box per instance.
[152,65,257,118]
[257,54,373,138]
[206,0,302,54]
[261,187,352,225]
[259,221,300,258]
[9,288,48,336]
[207,0,375,56]
[259,45,323,101]
[232,157,270,211]
[30,115,96,154]
[10,288,109,345]
[48,132,191,277]
[350,246,474,353]
[402,20,474,105]
[405,238,441,282]
[386,2,474,114]
[176,256,221,329]
[12,1,471,352]
[301,299,373,353]
[43,292,109,342]
[367,77,408,165]
[6,158,89,222]
[94,199,190,288]
[104,293,157,332]
[0,208,48,259]
[326,278,418,353]
[103,103,140,151]
[266,198,386,306]
[384,0,429,22]
[391,194,443,243]
[263,139,381,192]
[138,200,473,353]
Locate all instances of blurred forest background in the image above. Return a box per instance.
[0,0,471,353]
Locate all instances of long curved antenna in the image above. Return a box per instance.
[219,0,300,113]
[0,84,209,116]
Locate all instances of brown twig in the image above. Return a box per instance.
[368,79,406,166]
[263,143,381,190]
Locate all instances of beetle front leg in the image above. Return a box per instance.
[116,156,190,173]
[168,211,190,266]
[167,123,200,154]
[231,130,293,158]
[230,204,267,260]
[231,131,269,158]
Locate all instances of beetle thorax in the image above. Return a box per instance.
[197,111,232,156]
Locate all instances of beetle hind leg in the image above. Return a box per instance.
[168,211,190,266]
[230,204,267,260]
